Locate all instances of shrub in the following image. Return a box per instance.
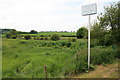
[6,33,17,39]
[44,37,48,40]
[69,38,76,42]
[74,49,88,73]
[90,39,99,48]
[50,34,60,41]
[74,47,119,74]
[34,36,40,40]
[5,29,19,39]
[104,33,114,46]
[11,35,17,39]
[30,30,37,34]
[91,48,118,65]
[71,39,76,42]
[60,42,66,47]
[40,35,44,37]
[5,33,11,39]
[19,41,27,44]
[24,35,31,40]
[40,37,44,40]
[66,42,72,47]
[76,27,88,39]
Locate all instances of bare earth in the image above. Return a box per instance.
[74,61,119,78]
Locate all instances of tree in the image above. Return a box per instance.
[2,29,15,34]
[76,27,88,39]
[50,34,60,41]
[5,29,18,39]
[97,2,120,45]
[30,30,37,34]
[90,2,120,46]
[5,33,11,39]
[10,29,17,35]
[91,22,106,39]
[24,35,31,40]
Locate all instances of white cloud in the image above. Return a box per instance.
[0,0,119,31]
[82,0,120,5]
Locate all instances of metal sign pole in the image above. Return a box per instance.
[88,15,90,69]
[81,3,97,70]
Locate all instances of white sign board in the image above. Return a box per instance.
[82,3,97,16]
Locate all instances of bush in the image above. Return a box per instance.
[19,41,27,44]
[76,27,88,39]
[104,33,114,46]
[5,33,11,39]
[11,35,17,39]
[71,39,76,42]
[34,36,40,40]
[6,33,17,39]
[74,47,119,74]
[66,42,72,47]
[40,35,44,37]
[90,39,99,48]
[5,29,19,39]
[40,37,44,40]
[91,48,118,65]
[44,37,48,40]
[30,30,37,34]
[50,34,60,41]
[60,42,66,47]
[24,35,31,40]
[69,38,76,42]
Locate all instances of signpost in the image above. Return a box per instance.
[81,3,97,69]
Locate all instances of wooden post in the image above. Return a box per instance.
[44,65,48,80]
[75,53,79,74]
[75,53,79,61]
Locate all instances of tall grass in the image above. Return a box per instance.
[2,39,119,78]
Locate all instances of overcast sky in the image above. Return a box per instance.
[0,0,119,32]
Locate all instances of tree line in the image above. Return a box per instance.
[2,29,38,34]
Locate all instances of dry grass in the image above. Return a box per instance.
[74,60,119,78]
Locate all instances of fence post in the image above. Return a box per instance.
[75,53,79,74]
[44,65,48,80]
[75,53,79,61]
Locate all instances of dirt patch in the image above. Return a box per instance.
[74,61,119,78]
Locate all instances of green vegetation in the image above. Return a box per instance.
[24,35,31,40]
[2,2,120,78]
[76,27,88,39]
[2,30,76,38]
[74,60,119,78]
[30,30,38,34]
[5,29,18,39]
[2,39,83,78]
[91,2,120,46]
[2,38,119,78]
[50,34,60,41]
[22,32,76,37]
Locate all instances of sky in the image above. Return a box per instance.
[0,0,119,32]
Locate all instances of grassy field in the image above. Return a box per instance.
[2,39,86,78]
[2,38,119,78]
[38,32,76,37]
